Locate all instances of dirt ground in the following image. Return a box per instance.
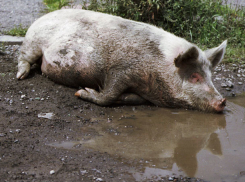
[0,44,244,182]
[0,48,139,182]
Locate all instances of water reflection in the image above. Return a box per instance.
[81,108,226,177]
[48,97,245,181]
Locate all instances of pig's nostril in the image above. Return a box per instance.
[214,98,226,112]
[221,98,226,107]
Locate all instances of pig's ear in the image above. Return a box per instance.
[174,46,199,68]
[205,40,227,68]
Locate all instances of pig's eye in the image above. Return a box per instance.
[189,73,202,83]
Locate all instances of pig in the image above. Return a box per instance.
[16,9,227,112]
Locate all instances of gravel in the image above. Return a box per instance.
[0,0,46,34]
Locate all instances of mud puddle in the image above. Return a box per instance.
[48,98,245,182]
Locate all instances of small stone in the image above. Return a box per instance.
[238,82,243,85]
[0,133,6,137]
[237,74,241,77]
[226,80,234,88]
[226,88,231,91]
[38,113,55,119]
[80,170,87,175]
[50,170,55,175]
[169,177,174,181]
[96,178,104,182]
[221,83,227,88]
[215,67,222,72]
[21,95,26,99]
[232,92,236,97]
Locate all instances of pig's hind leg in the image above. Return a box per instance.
[16,42,42,79]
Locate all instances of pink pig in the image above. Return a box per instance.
[17,9,227,112]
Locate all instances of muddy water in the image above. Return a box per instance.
[49,97,245,182]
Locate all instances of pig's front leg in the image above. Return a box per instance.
[75,73,148,106]
[75,86,121,106]
[75,76,128,106]
[75,88,148,106]
[75,87,107,105]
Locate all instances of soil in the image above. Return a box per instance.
[0,48,138,182]
[1,1,245,182]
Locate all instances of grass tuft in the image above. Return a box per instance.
[4,25,28,37]
[43,0,70,12]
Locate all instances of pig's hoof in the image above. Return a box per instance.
[16,62,31,79]
[16,70,28,79]
[75,87,99,101]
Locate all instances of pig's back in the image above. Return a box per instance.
[25,9,167,53]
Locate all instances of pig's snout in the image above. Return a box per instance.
[212,98,226,112]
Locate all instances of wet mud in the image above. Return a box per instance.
[1,47,245,182]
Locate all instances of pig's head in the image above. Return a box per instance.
[174,40,227,112]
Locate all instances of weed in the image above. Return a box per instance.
[4,25,28,37]
[0,43,5,55]
[223,47,245,63]
[43,0,70,12]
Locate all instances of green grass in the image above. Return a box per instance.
[4,25,28,37]
[43,0,70,12]
[83,0,245,63]
[223,47,245,63]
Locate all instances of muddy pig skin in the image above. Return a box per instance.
[17,9,227,112]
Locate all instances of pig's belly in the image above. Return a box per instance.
[41,55,103,89]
